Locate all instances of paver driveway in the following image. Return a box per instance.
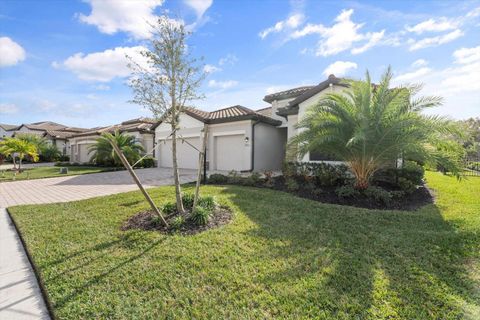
[0,167,198,207]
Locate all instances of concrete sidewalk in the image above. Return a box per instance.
[0,208,50,319]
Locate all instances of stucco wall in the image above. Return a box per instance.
[270,97,296,127]
[253,123,286,171]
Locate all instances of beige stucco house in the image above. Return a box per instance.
[10,121,89,155]
[0,123,18,139]
[154,74,346,172]
[68,118,155,164]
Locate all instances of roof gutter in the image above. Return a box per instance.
[249,120,260,172]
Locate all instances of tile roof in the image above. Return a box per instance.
[70,118,155,138]
[0,123,18,131]
[263,86,315,103]
[276,74,348,117]
[255,107,272,117]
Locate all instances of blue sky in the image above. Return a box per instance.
[0,0,479,128]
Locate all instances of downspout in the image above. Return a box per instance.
[250,120,260,172]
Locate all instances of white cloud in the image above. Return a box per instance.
[259,13,305,39]
[204,64,221,73]
[93,84,110,91]
[78,0,163,39]
[351,30,385,54]
[208,80,238,89]
[322,61,357,77]
[218,54,238,66]
[0,37,26,67]
[184,0,212,18]
[453,45,480,64]
[54,46,148,82]
[392,67,432,82]
[408,29,463,51]
[0,103,18,114]
[406,18,459,34]
[290,9,385,56]
[412,59,428,67]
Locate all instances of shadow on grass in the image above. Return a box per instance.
[220,186,479,318]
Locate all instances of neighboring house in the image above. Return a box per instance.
[0,123,19,139]
[11,121,90,155]
[68,118,155,164]
[154,74,346,172]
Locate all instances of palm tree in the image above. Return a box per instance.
[15,133,48,153]
[290,67,462,189]
[88,131,144,166]
[0,137,39,171]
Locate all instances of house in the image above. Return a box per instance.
[68,118,155,164]
[154,74,347,172]
[11,121,90,155]
[0,123,19,139]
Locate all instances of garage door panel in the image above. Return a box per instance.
[159,137,200,169]
[215,134,244,171]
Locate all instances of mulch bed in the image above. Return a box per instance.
[121,206,233,235]
[222,176,434,211]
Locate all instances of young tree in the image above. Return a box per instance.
[289,67,462,189]
[0,137,38,171]
[128,17,204,214]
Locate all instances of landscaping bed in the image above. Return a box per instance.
[208,161,432,210]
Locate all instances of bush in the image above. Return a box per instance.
[335,185,360,199]
[227,170,242,184]
[400,161,424,185]
[363,186,392,205]
[263,170,275,188]
[242,172,261,186]
[151,215,164,226]
[397,177,416,194]
[190,206,211,226]
[208,173,228,184]
[283,162,351,187]
[197,195,216,210]
[161,202,177,215]
[285,177,299,192]
[170,216,185,230]
[40,144,61,162]
[141,156,155,168]
[182,193,195,209]
[374,160,424,189]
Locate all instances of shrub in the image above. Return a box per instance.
[263,170,275,188]
[197,195,216,210]
[397,177,416,194]
[141,156,155,168]
[182,193,195,209]
[170,216,185,230]
[283,162,351,187]
[242,172,261,186]
[208,173,228,184]
[285,178,299,192]
[151,215,164,226]
[399,161,424,185]
[161,202,177,215]
[364,186,392,205]
[190,206,211,226]
[227,170,242,184]
[335,185,360,199]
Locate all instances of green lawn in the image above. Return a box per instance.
[8,172,480,319]
[0,166,115,182]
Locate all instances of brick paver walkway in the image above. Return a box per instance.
[0,168,197,319]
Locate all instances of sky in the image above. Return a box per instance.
[0,0,479,128]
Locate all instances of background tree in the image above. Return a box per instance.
[289,67,463,189]
[0,137,39,171]
[88,131,144,166]
[15,133,48,153]
[128,17,204,214]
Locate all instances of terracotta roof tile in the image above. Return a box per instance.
[263,86,315,103]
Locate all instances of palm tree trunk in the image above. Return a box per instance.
[171,122,185,214]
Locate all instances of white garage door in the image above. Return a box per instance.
[214,134,244,171]
[159,137,200,169]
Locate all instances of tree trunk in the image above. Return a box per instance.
[193,125,208,211]
[12,156,17,170]
[18,156,22,172]
[171,122,185,214]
